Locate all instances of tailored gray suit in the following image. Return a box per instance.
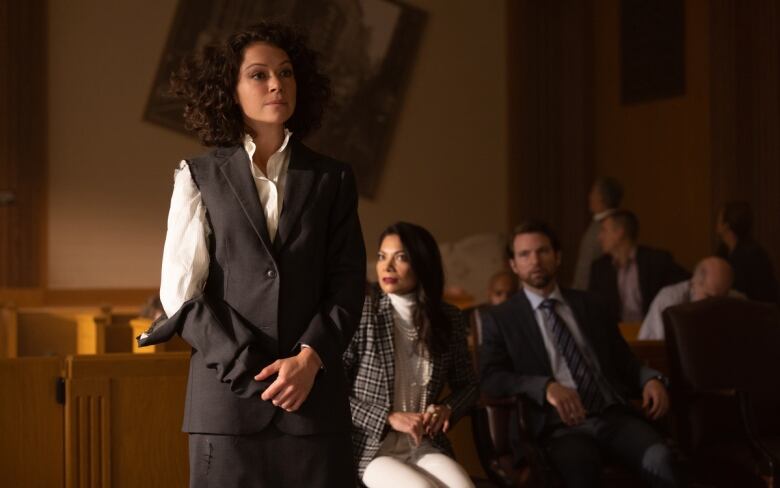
[343,291,479,478]
[139,139,366,486]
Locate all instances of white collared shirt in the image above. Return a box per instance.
[593,209,616,222]
[638,280,746,340]
[158,130,292,317]
[244,131,292,242]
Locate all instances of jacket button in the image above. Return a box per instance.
[266,269,277,279]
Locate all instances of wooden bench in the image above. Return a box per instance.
[0,304,166,357]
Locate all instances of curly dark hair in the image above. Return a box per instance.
[171,21,331,146]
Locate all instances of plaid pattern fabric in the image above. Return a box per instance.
[343,291,478,477]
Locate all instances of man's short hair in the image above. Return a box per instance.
[605,209,639,242]
[506,220,561,258]
[594,177,624,209]
[721,201,752,240]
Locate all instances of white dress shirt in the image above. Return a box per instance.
[524,286,620,404]
[638,280,691,340]
[616,249,644,322]
[159,130,292,318]
[639,280,746,340]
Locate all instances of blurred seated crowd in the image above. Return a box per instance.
[341,175,778,487]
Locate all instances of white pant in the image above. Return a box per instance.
[362,433,474,488]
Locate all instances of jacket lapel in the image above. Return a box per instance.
[511,292,553,373]
[376,293,396,403]
[274,140,315,253]
[562,290,600,351]
[218,147,273,253]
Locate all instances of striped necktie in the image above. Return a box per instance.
[539,298,606,414]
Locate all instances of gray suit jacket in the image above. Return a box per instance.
[343,291,478,476]
[139,139,366,436]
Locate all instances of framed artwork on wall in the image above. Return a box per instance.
[620,0,685,104]
[144,0,427,197]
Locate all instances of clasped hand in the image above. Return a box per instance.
[387,404,452,446]
[545,379,670,426]
[254,347,322,412]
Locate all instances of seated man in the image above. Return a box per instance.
[487,269,519,306]
[589,210,688,322]
[480,220,679,488]
[468,269,518,352]
[639,256,743,340]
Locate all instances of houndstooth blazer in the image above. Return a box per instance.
[343,290,478,477]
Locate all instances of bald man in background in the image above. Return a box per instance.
[638,257,743,340]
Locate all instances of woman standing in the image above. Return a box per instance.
[139,21,366,487]
[345,222,477,488]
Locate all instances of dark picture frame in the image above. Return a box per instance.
[620,0,685,104]
[143,0,427,197]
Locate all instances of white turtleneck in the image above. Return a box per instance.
[387,293,432,414]
[388,292,416,334]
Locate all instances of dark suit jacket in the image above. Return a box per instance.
[717,239,779,303]
[343,292,478,476]
[138,139,366,436]
[479,288,659,440]
[588,245,689,320]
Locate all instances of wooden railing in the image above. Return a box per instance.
[0,305,189,358]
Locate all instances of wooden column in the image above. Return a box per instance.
[506,0,595,282]
[0,0,48,287]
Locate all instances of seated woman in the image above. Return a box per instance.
[344,222,478,488]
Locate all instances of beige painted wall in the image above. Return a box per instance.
[593,0,711,270]
[47,0,508,288]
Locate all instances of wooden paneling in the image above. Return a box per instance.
[66,353,189,488]
[43,288,158,307]
[0,303,18,358]
[0,0,47,287]
[711,0,780,276]
[66,377,112,488]
[506,0,594,283]
[0,287,46,307]
[0,356,65,488]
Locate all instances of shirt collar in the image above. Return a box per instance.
[244,129,293,180]
[612,246,638,268]
[594,209,616,222]
[523,284,564,311]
